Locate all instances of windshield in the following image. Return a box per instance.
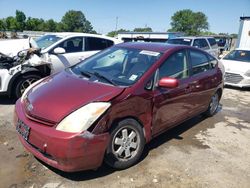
[71,47,162,86]
[223,50,250,63]
[167,38,192,46]
[35,35,62,49]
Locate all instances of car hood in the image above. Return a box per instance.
[221,59,250,74]
[25,71,125,123]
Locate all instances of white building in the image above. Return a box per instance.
[236,16,250,48]
[117,32,184,43]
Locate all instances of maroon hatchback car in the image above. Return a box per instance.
[15,42,223,172]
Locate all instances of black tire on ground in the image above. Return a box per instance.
[104,118,145,169]
[204,92,220,117]
[14,74,41,99]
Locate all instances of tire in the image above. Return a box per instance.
[204,92,220,117]
[104,118,145,169]
[14,74,41,99]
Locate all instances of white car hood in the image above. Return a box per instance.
[221,59,250,74]
[0,37,38,57]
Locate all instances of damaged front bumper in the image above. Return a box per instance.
[15,99,110,172]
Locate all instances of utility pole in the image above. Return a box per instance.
[115,16,118,36]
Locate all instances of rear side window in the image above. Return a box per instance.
[159,50,189,79]
[85,37,114,51]
[190,50,211,75]
[193,39,209,50]
[207,38,218,49]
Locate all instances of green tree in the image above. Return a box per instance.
[5,16,18,31]
[43,19,57,32]
[133,27,152,32]
[15,10,26,31]
[230,33,238,38]
[61,10,96,33]
[107,29,129,37]
[169,9,209,35]
[26,17,45,31]
[0,19,6,30]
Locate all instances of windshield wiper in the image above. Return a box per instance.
[92,71,117,86]
[80,70,92,78]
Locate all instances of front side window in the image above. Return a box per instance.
[159,50,189,79]
[58,37,83,53]
[190,50,211,75]
[71,47,162,86]
[85,37,114,51]
[193,39,209,50]
[223,50,250,63]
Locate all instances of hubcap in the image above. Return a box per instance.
[112,127,139,161]
[210,93,219,114]
[20,78,38,94]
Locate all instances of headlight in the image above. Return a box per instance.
[245,70,250,77]
[56,102,111,133]
[20,78,44,102]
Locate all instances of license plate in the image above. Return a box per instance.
[16,119,30,141]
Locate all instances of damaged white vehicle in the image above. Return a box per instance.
[0,33,122,98]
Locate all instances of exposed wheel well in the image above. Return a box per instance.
[7,64,51,97]
[109,116,146,137]
[8,71,42,97]
[216,88,223,100]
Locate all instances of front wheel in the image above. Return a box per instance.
[204,92,220,117]
[14,74,41,99]
[104,119,145,169]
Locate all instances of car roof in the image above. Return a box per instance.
[173,36,214,40]
[115,42,191,53]
[43,32,119,41]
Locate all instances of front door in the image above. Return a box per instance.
[49,37,86,73]
[152,50,194,135]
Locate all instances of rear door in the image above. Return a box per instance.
[83,37,115,60]
[152,49,194,135]
[186,49,218,115]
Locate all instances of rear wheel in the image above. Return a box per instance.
[104,119,145,169]
[14,74,41,99]
[204,92,219,117]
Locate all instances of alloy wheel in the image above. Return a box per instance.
[112,127,140,161]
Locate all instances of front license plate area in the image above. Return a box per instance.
[16,119,30,141]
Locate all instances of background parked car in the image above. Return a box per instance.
[167,36,219,58]
[15,42,223,172]
[0,33,122,98]
[220,48,250,87]
[36,33,122,73]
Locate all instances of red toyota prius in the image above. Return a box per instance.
[15,42,223,172]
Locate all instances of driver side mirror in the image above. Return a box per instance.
[53,47,66,54]
[158,77,179,88]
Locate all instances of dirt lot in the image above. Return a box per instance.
[0,87,249,188]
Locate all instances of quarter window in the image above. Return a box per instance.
[85,37,114,51]
[190,50,211,74]
[159,50,189,79]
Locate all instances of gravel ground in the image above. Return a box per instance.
[0,87,249,188]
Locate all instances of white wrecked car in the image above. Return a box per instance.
[0,33,122,98]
